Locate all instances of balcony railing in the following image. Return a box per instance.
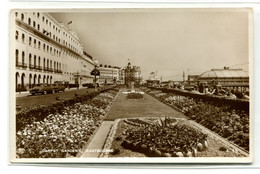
[28,64,42,71]
[29,64,34,69]
[36,65,43,71]
[16,62,27,69]
[48,68,53,72]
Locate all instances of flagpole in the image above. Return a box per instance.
[68,21,72,31]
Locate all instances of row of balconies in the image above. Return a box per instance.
[16,62,62,74]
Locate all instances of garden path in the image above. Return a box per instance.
[104,88,187,120]
[80,121,114,158]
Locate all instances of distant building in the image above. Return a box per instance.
[98,65,121,84]
[146,79,160,86]
[118,68,125,84]
[197,66,249,91]
[187,75,199,82]
[124,62,141,86]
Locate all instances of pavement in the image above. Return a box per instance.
[80,121,114,158]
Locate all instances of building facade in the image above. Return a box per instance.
[98,65,120,84]
[124,62,141,86]
[197,67,249,92]
[14,11,95,91]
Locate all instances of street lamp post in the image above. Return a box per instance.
[91,60,100,91]
[77,70,79,90]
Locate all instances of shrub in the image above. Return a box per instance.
[127,93,143,99]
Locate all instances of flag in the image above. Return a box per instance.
[68,21,72,25]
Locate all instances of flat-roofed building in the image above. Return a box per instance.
[98,65,120,84]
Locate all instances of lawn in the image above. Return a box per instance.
[104,88,186,120]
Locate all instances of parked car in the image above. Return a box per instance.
[82,83,99,88]
[30,83,54,95]
[52,83,66,93]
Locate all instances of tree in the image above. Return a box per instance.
[91,66,100,90]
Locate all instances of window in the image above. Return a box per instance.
[49,22,51,27]
[29,54,32,66]
[43,58,45,68]
[38,41,41,49]
[29,37,32,46]
[34,55,36,67]
[28,18,31,25]
[42,16,45,22]
[37,13,40,18]
[15,49,19,64]
[15,31,18,40]
[22,51,25,64]
[38,56,41,67]
[34,39,36,48]
[47,45,49,52]
[15,12,18,17]
[33,21,36,28]
[47,59,49,69]
[43,44,46,51]
[21,13,24,21]
[22,34,25,43]
[46,19,48,25]
[37,24,40,30]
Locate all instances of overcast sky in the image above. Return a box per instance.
[50,9,250,81]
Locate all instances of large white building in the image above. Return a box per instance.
[98,65,120,84]
[13,11,95,91]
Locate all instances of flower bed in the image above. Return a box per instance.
[126,92,144,99]
[16,89,119,158]
[16,88,119,132]
[121,118,208,157]
[146,89,249,151]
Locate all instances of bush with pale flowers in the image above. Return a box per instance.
[16,90,118,158]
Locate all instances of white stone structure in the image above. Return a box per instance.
[13,11,95,91]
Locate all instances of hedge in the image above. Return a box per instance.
[149,87,249,112]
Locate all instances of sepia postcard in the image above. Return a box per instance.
[9,7,253,164]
